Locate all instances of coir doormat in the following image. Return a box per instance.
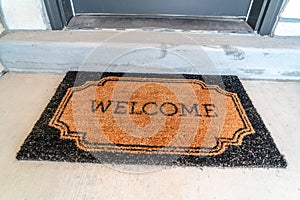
[17,72,286,168]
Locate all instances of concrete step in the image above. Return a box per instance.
[0,31,300,80]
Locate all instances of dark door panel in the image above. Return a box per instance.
[72,0,252,18]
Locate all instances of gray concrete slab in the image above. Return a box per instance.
[0,72,299,199]
[0,31,300,80]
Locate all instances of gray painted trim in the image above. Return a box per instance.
[259,0,285,35]
[246,0,262,30]
[57,0,67,25]
[58,0,74,25]
[43,0,64,30]
[254,0,269,31]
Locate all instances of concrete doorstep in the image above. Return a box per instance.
[0,30,300,80]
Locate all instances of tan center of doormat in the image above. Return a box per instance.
[49,76,254,156]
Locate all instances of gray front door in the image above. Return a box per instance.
[72,0,252,18]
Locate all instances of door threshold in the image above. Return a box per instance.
[67,15,254,34]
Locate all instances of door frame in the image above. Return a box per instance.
[44,0,284,35]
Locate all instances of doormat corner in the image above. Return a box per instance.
[16,71,287,168]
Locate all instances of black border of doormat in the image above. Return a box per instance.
[16,72,287,168]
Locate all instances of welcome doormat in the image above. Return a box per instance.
[17,72,287,168]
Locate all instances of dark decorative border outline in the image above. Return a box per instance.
[49,76,255,156]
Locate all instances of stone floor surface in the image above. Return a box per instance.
[0,72,299,199]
